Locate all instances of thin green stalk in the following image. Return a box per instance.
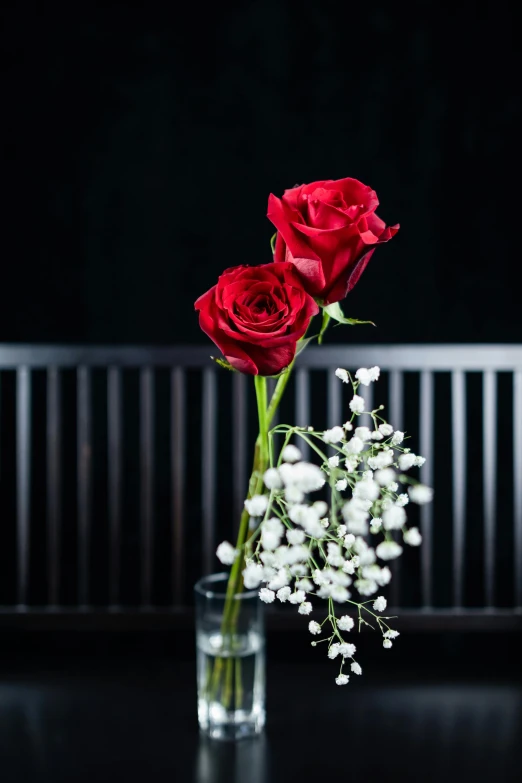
[266,361,294,426]
[255,376,269,457]
[208,377,270,701]
[227,377,269,604]
[235,656,244,711]
[207,359,304,707]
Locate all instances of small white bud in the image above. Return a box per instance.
[216,541,238,565]
[282,444,302,463]
[408,485,434,505]
[323,426,345,444]
[349,395,365,414]
[263,467,282,490]
[259,588,275,603]
[335,368,350,383]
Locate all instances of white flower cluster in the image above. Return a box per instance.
[216,366,433,686]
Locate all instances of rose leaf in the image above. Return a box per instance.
[295,335,317,356]
[323,302,375,328]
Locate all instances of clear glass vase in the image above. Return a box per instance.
[195,573,266,741]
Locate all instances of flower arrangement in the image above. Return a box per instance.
[195,176,432,694]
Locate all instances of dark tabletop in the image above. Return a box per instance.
[1,630,521,783]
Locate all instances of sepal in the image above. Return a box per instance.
[210,356,237,372]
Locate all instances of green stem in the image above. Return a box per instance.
[230,376,269,593]
[266,361,294,426]
[255,376,269,456]
[235,657,244,710]
[318,311,330,345]
[223,656,234,709]
[207,370,293,706]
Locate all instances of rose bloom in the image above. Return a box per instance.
[195,262,318,376]
[267,177,399,305]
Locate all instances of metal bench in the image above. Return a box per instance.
[0,344,521,630]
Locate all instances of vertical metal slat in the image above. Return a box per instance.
[108,367,122,606]
[171,367,186,605]
[328,369,342,428]
[420,370,435,608]
[295,367,310,460]
[202,368,217,575]
[483,370,497,608]
[47,368,61,606]
[389,370,404,432]
[361,383,374,430]
[389,370,403,608]
[140,368,155,606]
[77,367,92,608]
[514,371,522,607]
[17,367,31,607]
[232,372,247,531]
[451,370,466,608]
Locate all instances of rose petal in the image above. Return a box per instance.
[267,194,322,262]
[267,178,398,304]
[196,262,319,376]
[324,248,376,305]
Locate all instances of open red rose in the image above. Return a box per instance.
[195,263,319,376]
[267,177,399,305]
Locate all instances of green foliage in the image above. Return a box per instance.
[211,356,236,372]
[295,335,316,355]
[323,302,375,328]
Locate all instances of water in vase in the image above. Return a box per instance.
[197,629,265,740]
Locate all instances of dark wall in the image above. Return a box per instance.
[1,2,521,345]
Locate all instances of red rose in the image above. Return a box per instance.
[195,263,319,376]
[267,177,399,305]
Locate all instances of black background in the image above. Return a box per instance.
[0,0,520,612]
[1,1,521,346]
[0,2,520,604]
[1,4,522,781]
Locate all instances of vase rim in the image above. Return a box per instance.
[194,572,259,601]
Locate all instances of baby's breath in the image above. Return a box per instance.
[216,367,434,684]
